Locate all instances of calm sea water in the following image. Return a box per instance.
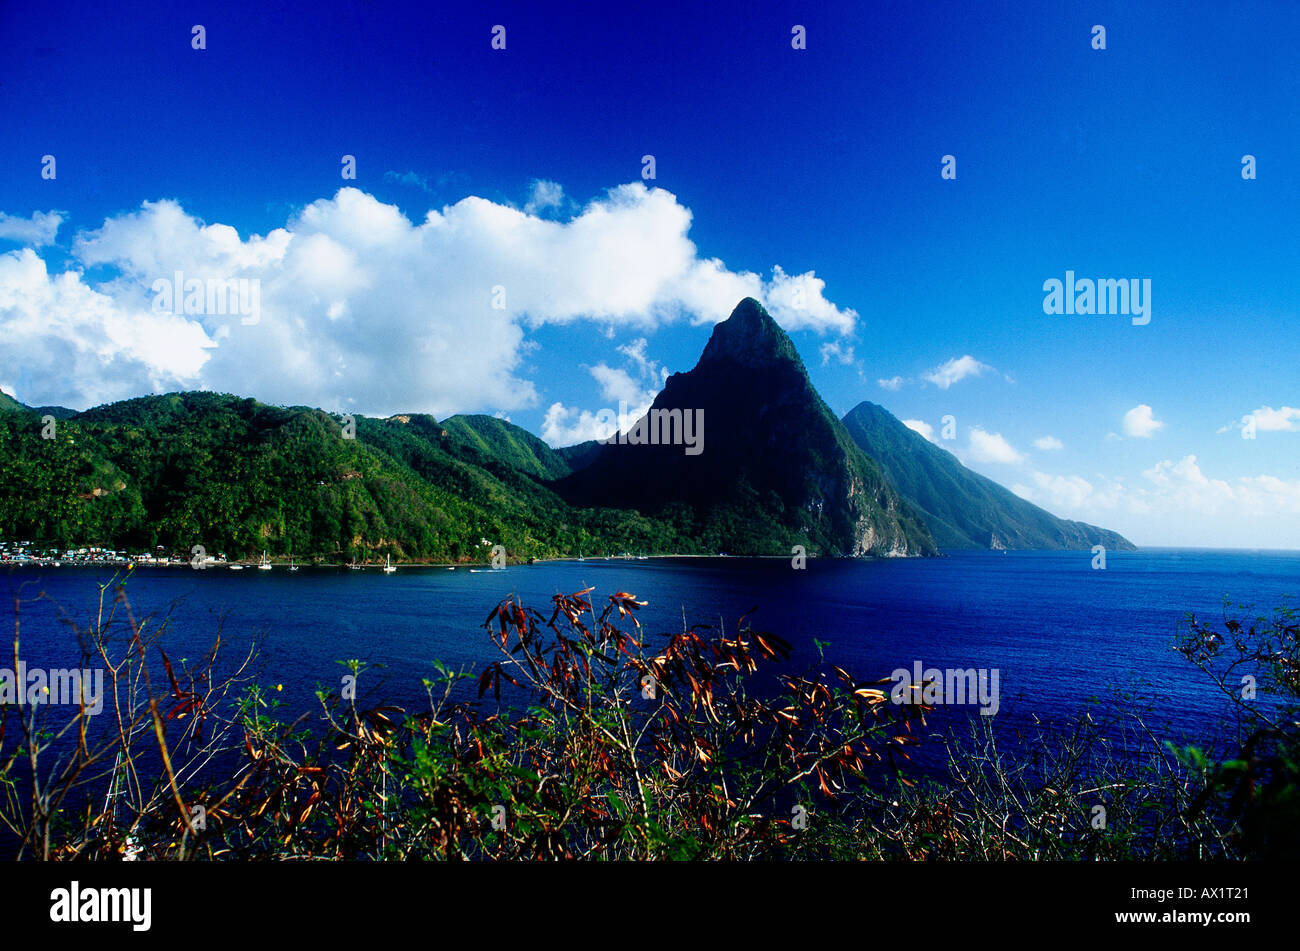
[4,549,1297,748]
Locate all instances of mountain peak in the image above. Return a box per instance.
[699,298,803,371]
[555,296,936,557]
[840,401,1136,551]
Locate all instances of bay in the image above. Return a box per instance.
[5,548,1297,749]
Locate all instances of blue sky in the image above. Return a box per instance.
[1,0,1297,547]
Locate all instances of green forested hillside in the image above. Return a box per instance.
[438,413,573,480]
[556,438,604,474]
[0,392,685,562]
[841,401,1136,550]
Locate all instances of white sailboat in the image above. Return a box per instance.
[258,550,272,570]
[288,555,299,572]
[382,553,396,574]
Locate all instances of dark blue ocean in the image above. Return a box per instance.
[4,549,1297,749]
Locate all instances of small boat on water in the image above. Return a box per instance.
[229,564,244,571]
[258,551,272,570]
[288,556,299,571]
[383,554,396,574]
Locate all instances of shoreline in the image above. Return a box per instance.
[20,543,1289,571]
[0,551,923,571]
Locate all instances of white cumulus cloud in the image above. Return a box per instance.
[761,265,857,335]
[1011,472,1098,510]
[902,419,934,441]
[540,336,667,447]
[922,355,993,389]
[0,211,65,247]
[524,180,565,216]
[1137,455,1300,518]
[968,427,1024,464]
[541,402,618,445]
[1122,404,1165,438]
[1246,405,1300,432]
[0,248,214,407]
[0,184,858,416]
[819,341,855,366]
